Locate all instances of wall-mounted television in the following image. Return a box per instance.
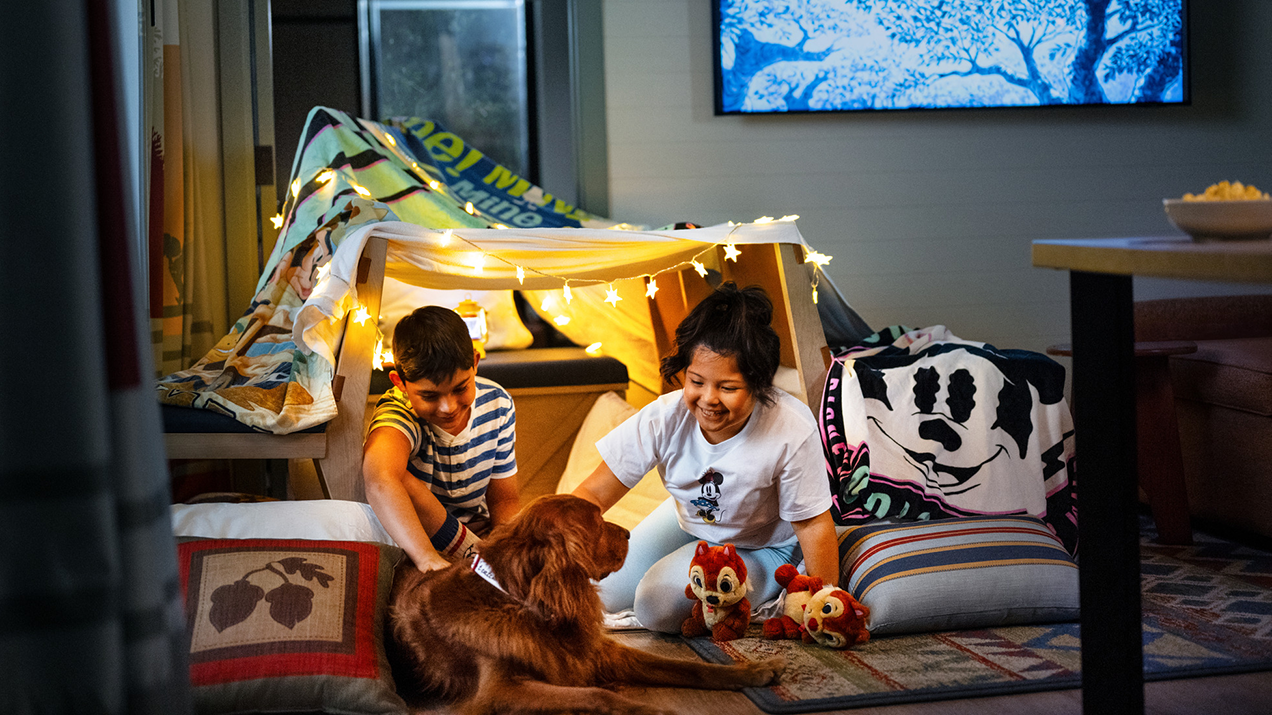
[713,0,1188,115]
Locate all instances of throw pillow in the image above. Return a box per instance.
[171,499,397,545]
[838,516,1079,636]
[557,390,669,530]
[177,537,407,714]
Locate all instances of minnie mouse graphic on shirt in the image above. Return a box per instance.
[690,469,724,523]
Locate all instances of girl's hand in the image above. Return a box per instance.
[792,510,840,587]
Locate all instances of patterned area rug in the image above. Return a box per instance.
[685,521,1272,713]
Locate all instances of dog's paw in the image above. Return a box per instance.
[738,656,785,687]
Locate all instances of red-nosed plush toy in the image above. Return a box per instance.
[681,541,752,642]
[762,563,870,649]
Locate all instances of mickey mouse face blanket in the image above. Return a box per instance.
[820,326,1078,555]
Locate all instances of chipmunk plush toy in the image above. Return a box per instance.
[681,541,751,642]
[762,563,870,649]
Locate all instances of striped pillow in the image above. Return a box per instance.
[839,516,1079,636]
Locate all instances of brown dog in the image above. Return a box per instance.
[388,494,784,714]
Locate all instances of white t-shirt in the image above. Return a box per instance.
[596,389,831,549]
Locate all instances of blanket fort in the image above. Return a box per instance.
[157,107,829,435]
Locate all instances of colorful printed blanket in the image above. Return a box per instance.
[157,107,610,434]
[819,326,1078,554]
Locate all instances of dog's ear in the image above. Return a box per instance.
[522,546,594,628]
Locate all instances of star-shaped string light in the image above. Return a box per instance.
[723,243,741,262]
[353,305,371,325]
[516,266,525,285]
[604,285,622,306]
[270,214,284,229]
[691,260,707,277]
[563,284,573,304]
[804,250,832,267]
[645,277,659,299]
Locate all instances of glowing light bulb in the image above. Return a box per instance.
[429,180,441,190]
[438,229,453,247]
[691,260,707,277]
[464,202,476,215]
[385,133,396,146]
[317,169,335,184]
[585,342,602,355]
[812,286,819,304]
[754,216,775,224]
[540,297,553,312]
[779,214,800,222]
[563,284,573,304]
[353,184,371,198]
[804,250,832,267]
[516,266,525,285]
[722,243,741,262]
[353,305,371,325]
[290,178,300,198]
[645,278,659,299]
[604,285,622,306]
[470,254,486,274]
[554,315,571,326]
[270,214,284,229]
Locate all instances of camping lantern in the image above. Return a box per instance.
[454,297,488,357]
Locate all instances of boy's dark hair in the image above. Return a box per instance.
[392,306,475,384]
[660,282,781,405]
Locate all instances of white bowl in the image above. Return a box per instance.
[1163,198,1272,241]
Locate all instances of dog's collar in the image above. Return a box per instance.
[470,552,505,593]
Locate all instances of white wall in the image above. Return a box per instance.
[601,0,1272,356]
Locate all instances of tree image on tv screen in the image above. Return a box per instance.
[717,0,1185,113]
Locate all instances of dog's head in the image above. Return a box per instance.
[479,494,629,627]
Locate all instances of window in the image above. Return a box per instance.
[362,0,530,176]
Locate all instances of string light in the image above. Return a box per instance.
[352,184,371,198]
[554,315,571,326]
[317,169,336,184]
[385,133,397,146]
[429,179,441,191]
[414,222,834,315]
[290,178,300,198]
[353,305,371,325]
[804,250,832,267]
[464,202,476,215]
[585,342,603,355]
[645,277,659,299]
[492,224,509,230]
[270,214,284,229]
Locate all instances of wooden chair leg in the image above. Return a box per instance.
[1136,354,1193,545]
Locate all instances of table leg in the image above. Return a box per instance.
[1070,270,1143,714]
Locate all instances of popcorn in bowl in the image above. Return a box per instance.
[1182,180,1270,201]
[1164,181,1272,241]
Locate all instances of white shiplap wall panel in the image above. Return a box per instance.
[602,0,1272,361]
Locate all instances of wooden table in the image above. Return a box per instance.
[1031,235,1272,714]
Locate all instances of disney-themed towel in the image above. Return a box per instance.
[820,326,1077,555]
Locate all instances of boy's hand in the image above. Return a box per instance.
[414,551,452,573]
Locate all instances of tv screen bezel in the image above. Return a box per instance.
[710,0,1191,116]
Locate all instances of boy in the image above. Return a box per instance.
[363,305,520,573]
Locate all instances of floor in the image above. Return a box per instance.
[407,628,1272,714]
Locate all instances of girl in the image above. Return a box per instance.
[573,282,838,633]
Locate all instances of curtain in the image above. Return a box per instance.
[0,1,192,712]
[146,0,228,377]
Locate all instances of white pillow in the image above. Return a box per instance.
[378,277,535,351]
[171,500,398,546]
[558,391,669,531]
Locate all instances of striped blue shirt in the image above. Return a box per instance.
[369,376,516,529]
